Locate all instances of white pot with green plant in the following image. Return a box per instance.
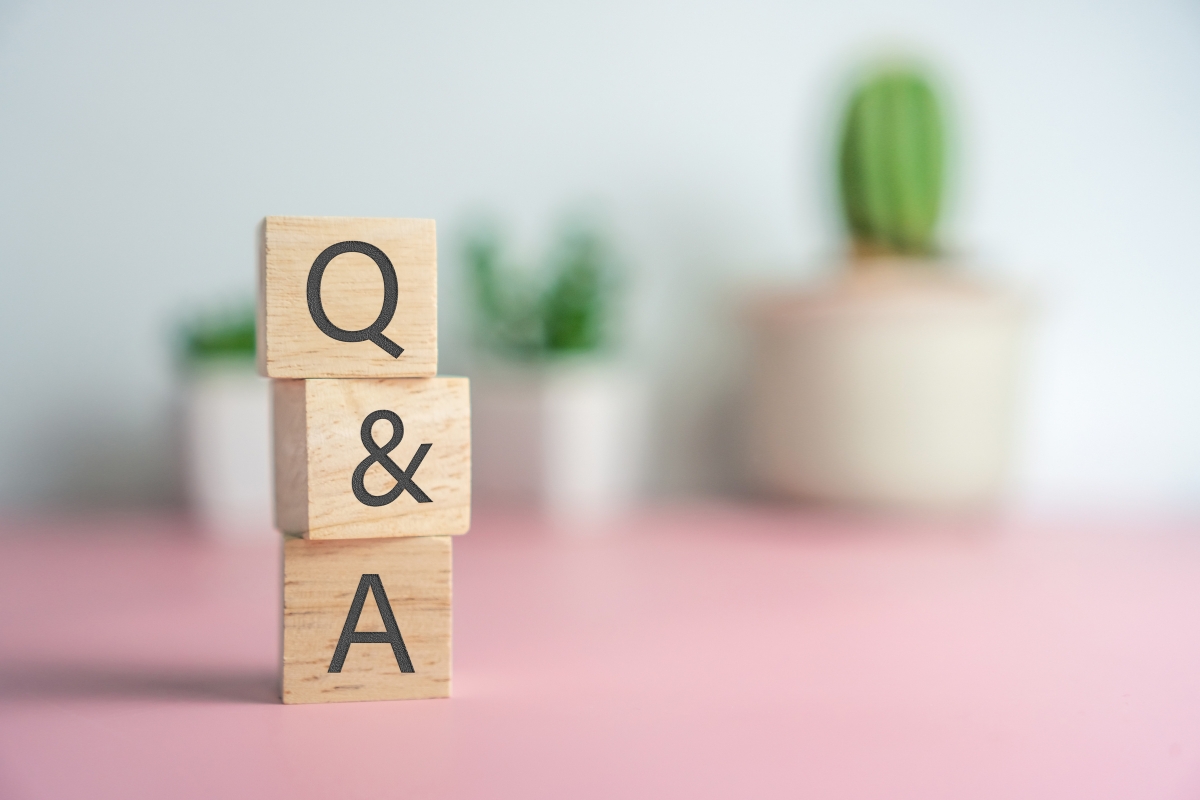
[744,64,1027,510]
[465,221,645,522]
[178,303,273,536]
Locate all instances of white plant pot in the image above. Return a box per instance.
[743,266,1028,510]
[472,360,646,523]
[181,360,273,538]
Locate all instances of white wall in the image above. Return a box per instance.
[1,0,1198,510]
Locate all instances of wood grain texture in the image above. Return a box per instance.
[272,377,471,539]
[282,535,451,704]
[258,216,437,378]
[272,378,309,533]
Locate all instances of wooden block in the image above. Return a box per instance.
[273,377,470,539]
[258,216,437,378]
[282,535,452,704]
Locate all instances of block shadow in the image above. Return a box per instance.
[0,662,279,705]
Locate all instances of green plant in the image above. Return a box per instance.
[464,220,614,359]
[178,301,256,363]
[838,64,945,257]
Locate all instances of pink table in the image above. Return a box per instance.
[1,506,1198,799]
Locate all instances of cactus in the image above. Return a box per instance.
[838,65,945,257]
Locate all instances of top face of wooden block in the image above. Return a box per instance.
[258,216,437,378]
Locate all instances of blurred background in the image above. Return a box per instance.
[1,0,1199,523]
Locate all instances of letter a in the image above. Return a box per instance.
[328,574,415,673]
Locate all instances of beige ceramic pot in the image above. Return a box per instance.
[743,261,1028,510]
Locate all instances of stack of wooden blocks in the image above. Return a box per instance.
[257,216,470,705]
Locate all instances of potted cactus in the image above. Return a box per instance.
[744,63,1027,510]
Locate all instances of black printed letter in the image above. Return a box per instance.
[328,574,415,673]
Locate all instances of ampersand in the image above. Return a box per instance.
[351,410,433,506]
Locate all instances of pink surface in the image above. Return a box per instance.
[1,506,1199,799]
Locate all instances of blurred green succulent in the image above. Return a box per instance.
[838,63,946,257]
[464,220,615,359]
[178,301,256,363]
